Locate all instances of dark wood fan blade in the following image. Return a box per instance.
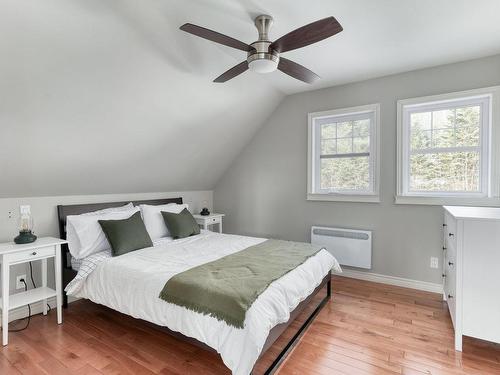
[180,23,253,52]
[270,17,343,53]
[278,57,319,84]
[213,61,249,82]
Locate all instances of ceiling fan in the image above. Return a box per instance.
[180,15,343,84]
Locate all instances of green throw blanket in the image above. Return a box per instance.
[159,239,323,328]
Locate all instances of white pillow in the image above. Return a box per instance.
[66,203,134,257]
[67,205,139,259]
[140,203,188,240]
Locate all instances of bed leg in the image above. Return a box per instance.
[63,292,68,308]
[327,278,332,298]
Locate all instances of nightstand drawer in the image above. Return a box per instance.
[6,246,54,264]
[207,217,221,224]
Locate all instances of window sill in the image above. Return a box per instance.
[307,193,380,203]
[395,195,500,206]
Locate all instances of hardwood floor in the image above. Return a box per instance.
[1,276,500,374]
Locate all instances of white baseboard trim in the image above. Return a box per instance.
[0,296,57,327]
[335,269,443,294]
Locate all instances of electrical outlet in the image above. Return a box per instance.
[20,205,31,215]
[16,275,27,290]
[430,257,439,269]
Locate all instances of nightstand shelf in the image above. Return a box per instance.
[0,287,56,311]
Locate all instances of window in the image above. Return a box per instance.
[308,104,380,202]
[397,86,500,205]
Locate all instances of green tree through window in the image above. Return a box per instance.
[409,106,481,192]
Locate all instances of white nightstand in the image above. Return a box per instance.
[0,237,67,346]
[192,213,225,233]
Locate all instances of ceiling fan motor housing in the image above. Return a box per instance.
[247,15,279,73]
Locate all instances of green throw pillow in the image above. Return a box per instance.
[99,211,153,256]
[161,208,200,239]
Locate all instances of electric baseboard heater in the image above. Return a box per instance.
[311,226,372,269]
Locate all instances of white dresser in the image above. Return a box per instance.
[443,206,500,351]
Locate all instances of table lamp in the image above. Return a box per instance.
[14,206,37,244]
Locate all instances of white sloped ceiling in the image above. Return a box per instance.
[1,0,500,197]
[0,0,284,197]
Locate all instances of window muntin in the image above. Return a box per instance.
[310,106,378,197]
[401,96,490,197]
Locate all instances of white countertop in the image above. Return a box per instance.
[444,206,500,220]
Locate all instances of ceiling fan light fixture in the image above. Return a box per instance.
[248,56,279,73]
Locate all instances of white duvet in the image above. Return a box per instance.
[69,230,340,375]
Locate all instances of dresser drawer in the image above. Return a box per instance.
[444,248,457,327]
[445,237,456,263]
[444,255,456,294]
[444,259,457,326]
[445,255,456,288]
[444,212,457,250]
[6,246,55,264]
[447,277,457,328]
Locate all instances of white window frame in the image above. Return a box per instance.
[396,86,500,206]
[307,103,380,203]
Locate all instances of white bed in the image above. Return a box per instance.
[67,230,338,375]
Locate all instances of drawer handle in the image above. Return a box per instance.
[31,251,37,256]
[448,294,453,299]
[442,274,447,278]
[448,261,454,266]
[448,233,454,237]
[442,246,447,250]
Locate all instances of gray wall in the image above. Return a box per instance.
[0,190,212,292]
[214,54,500,284]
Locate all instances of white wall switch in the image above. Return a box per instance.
[19,205,31,215]
[430,257,439,269]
